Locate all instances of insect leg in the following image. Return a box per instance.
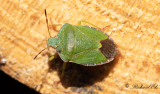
[49,53,58,61]
[77,20,110,31]
[61,62,67,78]
[100,25,110,31]
[50,18,62,32]
[77,20,100,29]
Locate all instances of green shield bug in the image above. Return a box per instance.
[34,9,117,77]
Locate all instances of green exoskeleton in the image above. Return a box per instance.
[34,9,117,78]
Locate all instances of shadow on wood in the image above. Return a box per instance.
[47,51,120,88]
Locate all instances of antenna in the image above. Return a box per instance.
[34,47,48,59]
[34,9,51,59]
[45,9,51,37]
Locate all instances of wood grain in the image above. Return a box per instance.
[0,0,160,94]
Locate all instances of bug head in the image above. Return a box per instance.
[47,37,59,48]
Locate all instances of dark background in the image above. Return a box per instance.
[0,70,39,94]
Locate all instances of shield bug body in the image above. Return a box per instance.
[48,23,116,66]
[35,10,117,77]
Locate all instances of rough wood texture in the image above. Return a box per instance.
[0,0,160,94]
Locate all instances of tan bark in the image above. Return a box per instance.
[0,0,160,93]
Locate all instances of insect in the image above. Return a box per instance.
[34,9,117,77]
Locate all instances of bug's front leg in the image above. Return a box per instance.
[49,53,68,78]
[50,18,62,32]
[48,52,58,61]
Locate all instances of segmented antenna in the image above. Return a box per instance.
[34,9,51,60]
[34,47,48,59]
[45,9,51,37]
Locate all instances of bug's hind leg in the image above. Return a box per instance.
[77,20,110,31]
[77,20,100,29]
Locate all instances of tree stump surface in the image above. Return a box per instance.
[0,0,160,94]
